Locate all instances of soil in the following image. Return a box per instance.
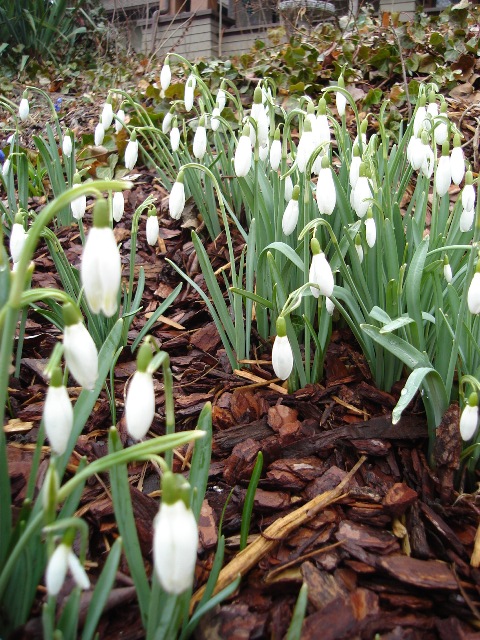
[3,86,480,640]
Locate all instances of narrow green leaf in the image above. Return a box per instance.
[240,451,263,550]
[286,583,308,640]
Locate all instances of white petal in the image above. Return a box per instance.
[462,184,475,212]
[125,371,155,440]
[234,135,252,177]
[169,181,186,220]
[296,130,315,174]
[450,147,465,186]
[468,273,480,315]
[336,92,346,117]
[326,297,335,315]
[67,551,90,590]
[160,64,171,91]
[316,167,336,215]
[46,544,69,596]
[94,123,105,146]
[44,385,73,455]
[71,194,86,220]
[63,322,99,390]
[170,128,180,152]
[365,218,376,248]
[443,264,452,284]
[115,109,126,133]
[112,191,125,223]
[349,156,361,189]
[101,103,114,129]
[460,208,474,233]
[19,98,29,121]
[413,105,426,137]
[282,199,299,236]
[284,176,293,202]
[62,136,72,158]
[460,404,478,441]
[435,155,451,197]
[146,215,159,246]
[271,334,294,380]
[269,139,281,171]
[81,227,121,317]
[353,177,372,218]
[124,140,139,170]
[162,112,173,135]
[193,126,207,160]
[9,223,27,264]
[310,252,334,298]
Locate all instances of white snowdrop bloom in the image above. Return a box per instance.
[316,160,336,215]
[336,90,347,117]
[269,137,281,171]
[326,297,335,316]
[193,119,207,160]
[349,152,362,189]
[160,58,171,91]
[9,220,27,264]
[413,101,427,137]
[124,136,139,170]
[169,172,186,220]
[259,142,269,161]
[18,97,29,121]
[460,208,474,233]
[434,116,448,146]
[427,99,438,119]
[71,193,86,221]
[112,191,125,223]
[43,370,73,456]
[450,144,465,186]
[355,236,364,263]
[216,87,226,113]
[271,320,294,381]
[468,272,480,314]
[284,175,293,202]
[462,184,476,213]
[62,134,72,158]
[250,88,269,146]
[365,216,376,248]
[81,199,121,317]
[125,369,155,440]
[435,153,451,197]
[146,212,159,246]
[407,136,425,171]
[309,248,334,298]
[46,544,90,597]
[101,102,114,129]
[153,494,199,595]
[184,75,196,112]
[62,305,99,390]
[460,398,478,441]
[282,197,299,236]
[421,144,434,179]
[443,262,452,284]
[115,109,126,133]
[234,126,253,178]
[162,110,174,135]
[94,122,105,146]
[316,114,331,149]
[170,123,181,152]
[296,122,315,174]
[352,171,372,219]
[2,158,11,177]
[211,107,220,132]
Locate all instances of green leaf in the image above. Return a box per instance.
[240,452,263,550]
[286,583,309,640]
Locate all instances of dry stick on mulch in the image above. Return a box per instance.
[190,455,367,612]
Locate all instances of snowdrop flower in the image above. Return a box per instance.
[315,98,331,150]
[170,119,180,152]
[462,172,475,212]
[468,267,480,314]
[71,174,87,221]
[18,93,29,121]
[211,107,220,132]
[269,128,281,171]
[43,367,73,456]
[460,208,475,233]
[316,156,336,215]
[62,131,73,158]
[160,56,171,91]
[433,99,449,146]
[460,393,479,441]
[413,95,427,137]
[193,116,207,160]
[326,297,335,316]
[81,198,121,317]
[353,118,368,152]
[184,75,196,112]
[420,140,434,179]
[365,212,376,248]
[355,234,364,263]
[124,133,139,170]
[349,145,362,189]
[112,191,124,223]
[115,108,126,133]
[94,122,105,146]
[153,472,199,594]
[125,342,155,440]
[282,185,300,236]
[352,163,372,218]
[216,85,226,113]
[427,90,438,119]
[2,158,11,177]
[101,99,114,129]
[443,256,452,284]
[335,74,347,117]
[309,239,334,298]
[46,543,90,597]
[250,86,269,146]
[62,303,98,390]
[450,134,465,186]
[9,214,27,264]
[146,208,159,246]
[435,142,451,197]
[259,141,269,161]
[407,134,426,171]
[284,175,293,202]
[162,108,174,135]
[234,124,253,178]
[169,171,186,220]
[272,317,293,380]
[296,119,315,174]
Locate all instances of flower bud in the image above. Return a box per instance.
[43,367,73,456]
[169,171,186,220]
[272,317,293,380]
[160,56,171,91]
[62,303,99,390]
[282,185,300,236]
[460,392,478,441]
[124,133,139,170]
[146,208,159,246]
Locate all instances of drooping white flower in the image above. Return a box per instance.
[407,135,425,171]
[216,86,226,113]
[18,96,29,121]
[124,134,139,170]
[460,208,475,233]
[43,368,73,456]
[296,119,315,174]
[421,143,434,179]
[269,134,281,171]
[427,91,438,119]
[326,297,335,316]
[101,101,114,129]
[125,343,155,440]
[365,215,376,248]
[315,98,331,150]
[433,99,449,146]
[468,271,480,314]
[234,124,252,178]
[162,109,174,135]
[46,543,90,597]
[284,175,293,202]
[435,146,451,197]
[336,77,347,117]
[112,191,124,223]
[115,109,126,133]
[160,57,172,91]
[153,473,198,594]
[81,199,121,317]
[349,146,362,189]
[250,87,269,146]
[413,97,427,137]
[460,394,479,441]
[271,318,293,380]
[170,122,180,152]
[169,171,186,220]
[352,165,372,218]
[210,107,220,132]
[94,122,105,146]
[259,142,269,162]
[62,133,73,158]
[62,304,99,390]
[146,211,159,246]
[184,75,196,112]
[282,185,300,236]
[2,158,11,177]
[71,193,86,221]
[462,183,476,213]
[355,234,364,263]
[309,239,334,298]
[450,135,465,186]
[193,117,207,160]
[315,157,336,215]
[443,257,452,284]
[9,218,27,264]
